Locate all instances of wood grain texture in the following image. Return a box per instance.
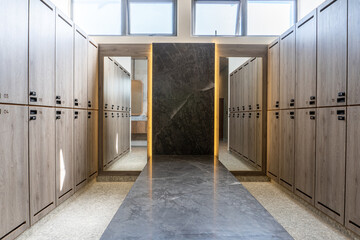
[29,106,56,224]
[255,58,263,111]
[345,106,360,235]
[217,44,268,57]
[29,0,56,107]
[294,108,316,205]
[348,0,360,105]
[255,111,262,168]
[267,111,279,182]
[55,10,73,108]
[131,121,147,134]
[55,108,74,206]
[295,10,317,108]
[316,107,346,224]
[88,39,99,110]
[88,110,98,179]
[74,110,88,191]
[0,105,29,239]
[279,27,296,109]
[99,44,151,58]
[0,0,28,105]
[267,39,280,110]
[243,63,249,111]
[317,0,347,107]
[74,26,88,109]
[248,112,256,165]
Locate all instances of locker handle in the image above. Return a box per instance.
[30,91,36,96]
[290,116,295,119]
[88,112,91,115]
[337,97,345,103]
[290,99,295,102]
[74,99,78,102]
[338,92,346,97]
[56,96,61,100]
[310,116,316,120]
[56,111,61,115]
[56,100,61,105]
[309,111,316,115]
[290,112,295,115]
[275,112,279,116]
[30,97,37,102]
[112,105,114,109]
[309,101,316,105]
[88,116,91,119]
[74,116,78,119]
[337,110,345,115]
[276,116,279,119]
[338,116,345,121]
[256,116,259,118]
[29,116,36,121]
[74,111,79,115]
[30,110,37,115]
[290,103,294,107]
[56,116,61,120]
[117,106,120,110]
[310,96,316,100]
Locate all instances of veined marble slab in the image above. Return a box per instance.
[101,156,292,240]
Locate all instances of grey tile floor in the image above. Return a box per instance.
[105,147,147,171]
[218,142,258,171]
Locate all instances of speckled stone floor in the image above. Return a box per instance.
[105,147,147,171]
[218,142,257,171]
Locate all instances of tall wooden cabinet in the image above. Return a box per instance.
[267,111,280,181]
[248,112,256,164]
[88,40,99,110]
[55,109,73,206]
[317,0,347,107]
[55,10,73,108]
[29,0,56,107]
[74,26,88,109]
[254,58,263,111]
[280,27,296,109]
[268,39,280,110]
[88,110,98,178]
[29,107,56,224]
[255,111,262,168]
[296,10,317,108]
[348,0,360,105]
[346,106,360,235]
[316,107,346,224]
[0,105,29,240]
[74,110,87,190]
[294,108,316,205]
[0,0,28,105]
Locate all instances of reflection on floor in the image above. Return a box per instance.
[106,147,147,171]
[218,141,257,171]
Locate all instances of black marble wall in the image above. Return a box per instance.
[152,43,215,155]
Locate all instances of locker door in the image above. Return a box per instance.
[103,58,110,110]
[114,63,120,111]
[348,0,360,105]
[55,108,73,206]
[239,68,245,111]
[103,112,109,167]
[232,72,237,112]
[88,40,99,109]
[268,39,280,110]
[279,110,295,192]
[29,0,56,107]
[243,63,249,111]
[122,113,126,153]
[346,106,360,235]
[316,107,346,224]
[235,113,239,153]
[248,112,256,165]
[231,114,235,151]
[117,112,122,156]
[295,109,316,205]
[29,107,56,224]
[239,113,244,155]
[87,110,98,179]
[267,111,279,181]
[280,27,296,109]
[0,105,29,239]
[0,0,28,105]
[317,0,347,107]
[74,26,88,109]
[55,11,73,108]
[255,111,262,168]
[296,10,317,108]
[243,112,249,159]
[74,110,87,191]
[248,59,256,111]
[255,58,263,111]
[109,59,115,110]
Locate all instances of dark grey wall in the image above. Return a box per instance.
[152,43,215,155]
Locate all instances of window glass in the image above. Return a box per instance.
[73,0,122,35]
[128,0,175,35]
[298,0,325,20]
[194,1,240,36]
[247,0,295,36]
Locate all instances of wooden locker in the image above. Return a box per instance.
[74,110,87,191]
[88,39,99,109]
[29,0,56,107]
[55,108,74,206]
[248,58,256,111]
[235,113,240,153]
[109,59,115,110]
[230,74,234,112]
[243,63,249,111]
[114,63,120,111]
[279,110,295,192]
[267,111,279,181]
[0,0,28,105]
[254,58,263,111]
[317,0,347,107]
[243,112,249,159]
[267,39,280,110]
[29,107,56,224]
[348,0,360,105]
[103,112,109,167]
[239,67,245,111]
[280,27,296,109]
[232,71,237,112]
[346,106,360,234]
[255,111,262,168]
[74,26,88,109]
[0,105,29,240]
[88,110,98,179]
[55,10,73,108]
[248,112,256,165]
[232,113,236,151]
[296,10,317,108]
[103,57,110,110]
[117,112,122,157]
[316,107,346,224]
[294,108,316,205]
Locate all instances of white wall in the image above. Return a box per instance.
[228,57,251,74]
[298,0,326,20]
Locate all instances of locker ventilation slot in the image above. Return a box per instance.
[281,30,294,40]
[59,188,73,199]
[76,179,87,187]
[76,29,86,39]
[280,178,292,187]
[349,220,360,229]
[0,221,26,240]
[58,14,72,27]
[257,164,261,168]
[268,171,277,178]
[317,201,340,216]
[320,0,337,13]
[89,171,98,178]
[298,16,314,29]
[296,188,312,199]
[34,202,54,217]
[249,159,255,164]
[90,41,98,48]
[40,0,54,11]
[269,42,278,49]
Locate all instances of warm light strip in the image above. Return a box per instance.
[214,44,219,158]
[147,44,153,160]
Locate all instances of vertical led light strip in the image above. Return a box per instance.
[147,44,153,160]
[214,44,219,158]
